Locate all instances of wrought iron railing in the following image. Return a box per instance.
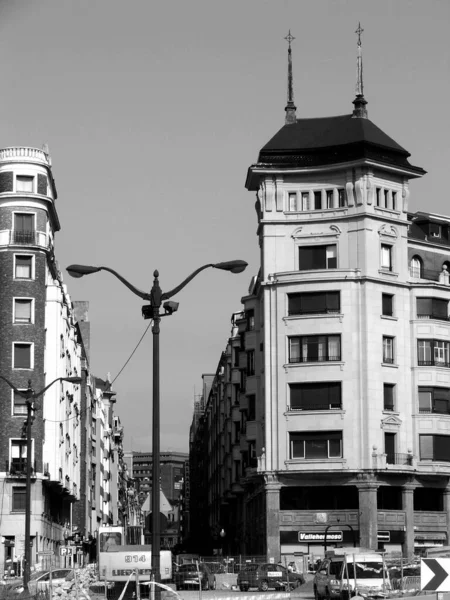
[418,359,450,368]
[12,230,38,244]
[289,403,342,411]
[7,460,36,475]
[417,313,450,322]
[289,355,341,364]
[288,308,340,316]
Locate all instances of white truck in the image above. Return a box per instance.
[314,548,390,600]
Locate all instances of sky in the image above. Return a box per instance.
[1,0,449,453]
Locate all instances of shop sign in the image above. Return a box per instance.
[298,531,343,543]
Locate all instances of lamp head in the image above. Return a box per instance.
[213,260,248,274]
[66,264,101,278]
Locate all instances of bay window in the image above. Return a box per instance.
[289,334,341,363]
[288,291,340,316]
[290,431,343,459]
[418,340,450,367]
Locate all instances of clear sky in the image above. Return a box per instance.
[1,0,449,452]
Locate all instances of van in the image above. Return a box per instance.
[313,549,390,600]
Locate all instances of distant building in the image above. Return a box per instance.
[127,450,188,549]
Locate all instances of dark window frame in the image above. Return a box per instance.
[418,386,450,415]
[288,291,340,316]
[383,336,395,364]
[298,244,337,271]
[13,342,32,369]
[289,334,341,364]
[417,297,449,322]
[383,383,395,411]
[289,382,342,411]
[418,339,450,368]
[14,255,33,279]
[290,431,343,460]
[420,434,450,462]
[382,294,394,317]
[12,487,26,512]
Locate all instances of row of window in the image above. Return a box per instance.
[297,245,450,277]
[287,188,347,212]
[0,172,48,195]
[287,334,450,366]
[298,243,393,271]
[288,291,450,321]
[285,187,400,213]
[288,382,450,415]
[289,430,450,462]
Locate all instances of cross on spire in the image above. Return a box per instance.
[355,22,363,47]
[284,30,295,49]
[284,30,297,124]
[353,21,368,118]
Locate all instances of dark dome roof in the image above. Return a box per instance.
[255,114,425,174]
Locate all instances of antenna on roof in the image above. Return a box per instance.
[352,22,368,119]
[284,30,297,125]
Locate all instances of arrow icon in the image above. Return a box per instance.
[422,559,450,591]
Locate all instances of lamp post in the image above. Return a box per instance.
[0,375,82,588]
[67,260,247,594]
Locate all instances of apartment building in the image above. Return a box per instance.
[0,146,127,574]
[190,32,450,561]
[0,146,85,572]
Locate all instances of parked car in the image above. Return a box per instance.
[27,568,73,595]
[237,562,302,592]
[174,563,216,591]
[0,579,24,597]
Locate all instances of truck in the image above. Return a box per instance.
[97,525,172,582]
[313,548,390,600]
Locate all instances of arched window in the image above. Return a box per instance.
[410,256,423,278]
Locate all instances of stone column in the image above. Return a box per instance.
[358,482,378,550]
[265,474,281,562]
[402,485,415,559]
[443,488,450,546]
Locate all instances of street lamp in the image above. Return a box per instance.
[0,375,82,588]
[66,260,247,593]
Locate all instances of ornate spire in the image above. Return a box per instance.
[284,30,297,125]
[352,22,368,118]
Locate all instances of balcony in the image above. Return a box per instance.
[418,360,450,368]
[7,460,36,476]
[289,355,341,364]
[0,229,48,249]
[372,451,415,470]
[0,146,51,165]
[386,453,413,466]
[417,314,450,323]
[410,267,450,284]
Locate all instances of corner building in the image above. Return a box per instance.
[243,34,450,561]
[0,147,83,572]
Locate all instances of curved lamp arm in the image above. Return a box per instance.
[67,265,150,300]
[0,374,26,397]
[162,260,248,301]
[0,375,82,401]
[161,264,214,301]
[33,376,82,399]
